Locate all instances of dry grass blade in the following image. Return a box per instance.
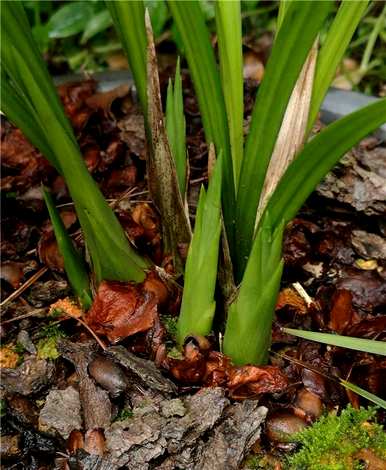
[256,40,318,226]
[0,267,48,308]
[145,10,191,274]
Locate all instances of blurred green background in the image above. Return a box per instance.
[23,0,385,96]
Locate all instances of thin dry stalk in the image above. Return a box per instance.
[0,267,48,308]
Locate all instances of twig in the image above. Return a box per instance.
[0,267,48,308]
[75,316,107,351]
[292,282,313,307]
[1,309,47,324]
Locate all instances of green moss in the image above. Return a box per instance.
[287,406,386,470]
[114,408,133,421]
[36,323,66,360]
[162,315,178,341]
[0,399,6,417]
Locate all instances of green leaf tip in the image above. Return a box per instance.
[177,151,223,345]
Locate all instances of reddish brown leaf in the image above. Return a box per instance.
[85,281,158,343]
[168,341,207,384]
[345,315,386,339]
[58,80,96,130]
[227,365,288,399]
[104,166,137,195]
[38,233,64,272]
[276,288,308,315]
[328,289,359,333]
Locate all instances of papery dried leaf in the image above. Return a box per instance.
[203,351,231,387]
[118,113,147,159]
[1,123,53,191]
[38,233,64,272]
[67,430,84,454]
[256,40,318,225]
[328,289,358,333]
[168,341,207,384]
[276,288,308,315]
[145,12,191,274]
[227,365,288,399]
[86,280,158,343]
[58,80,96,130]
[104,166,137,195]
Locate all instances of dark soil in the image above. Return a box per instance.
[1,75,385,469]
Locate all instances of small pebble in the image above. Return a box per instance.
[88,356,128,397]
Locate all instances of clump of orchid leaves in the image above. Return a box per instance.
[2,0,385,408]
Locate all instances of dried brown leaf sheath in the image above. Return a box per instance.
[145,10,191,274]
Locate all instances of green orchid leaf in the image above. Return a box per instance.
[215,0,243,186]
[235,0,332,279]
[168,0,236,251]
[264,98,386,231]
[107,0,147,114]
[166,58,187,197]
[308,0,369,132]
[43,188,92,309]
[177,152,223,345]
[283,328,386,356]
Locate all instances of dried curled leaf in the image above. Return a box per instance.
[85,280,158,343]
[276,287,308,315]
[166,337,288,399]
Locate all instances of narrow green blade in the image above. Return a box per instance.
[166,58,187,196]
[43,188,92,309]
[235,0,332,280]
[2,1,149,284]
[177,153,223,345]
[106,0,147,114]
[283,328,386,356]
[264,99,386,231]
[340,380,386,409]
[308,0,369,132]
[215,0,243,186]
[167,0,236,252]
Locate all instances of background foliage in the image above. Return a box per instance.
[23,0,385,96]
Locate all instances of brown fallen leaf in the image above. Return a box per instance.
[85,280,158,343]
[276,288,308,315]
[58,80,96,130]
[38,233,64,272]
[354,448,386,470]
[167,337,288,399]
[328,289,359,334]
[227,365,288,399]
